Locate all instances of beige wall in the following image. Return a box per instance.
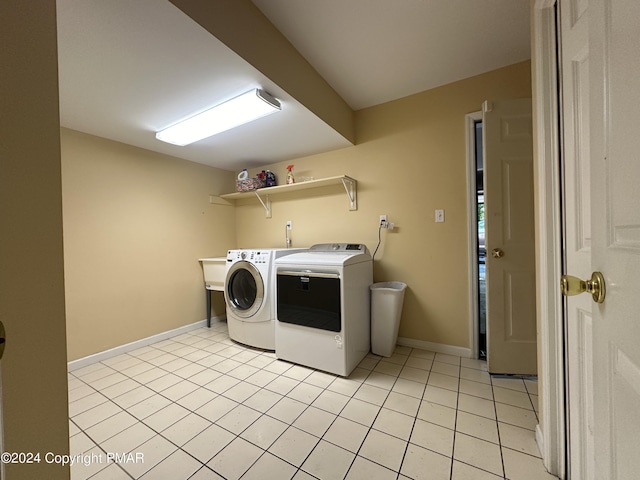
[62,129,235,360]
[0,1,70,478]
[236,61,532,349]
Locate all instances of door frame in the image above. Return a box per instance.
[531,0,566,477]
[465,110,483,361]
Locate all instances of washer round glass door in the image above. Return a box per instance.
[225,261,264,318]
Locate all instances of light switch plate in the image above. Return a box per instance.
[435,209,445,223]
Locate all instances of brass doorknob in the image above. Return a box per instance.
[491,248,504,258]
[560,271,606,304]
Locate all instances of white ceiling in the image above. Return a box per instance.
[253,0,532,111]
[56,0,530,172]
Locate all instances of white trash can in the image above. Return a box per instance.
[370,282,407,357]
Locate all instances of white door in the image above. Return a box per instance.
[588,0,640,477]
[483,99,537,374]
[559,0,595,477]
[561,0,640,477]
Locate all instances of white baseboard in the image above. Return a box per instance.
[68,316,225,372]
[69,322,470,371]
[396,336,472,358]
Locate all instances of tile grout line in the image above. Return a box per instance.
[392,351,437,480]
[449,358,462,480]
[334,355,389,480]
[69,416,136,480]
[342,350,416,479]
[490,373,507,479]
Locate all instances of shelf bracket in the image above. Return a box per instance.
[254,191,271,218]
[208,195,233,206]
[341,177,357,211]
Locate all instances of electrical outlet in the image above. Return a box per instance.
[380,214,387,226]
[286,220,292,230]
[435,209,445,223]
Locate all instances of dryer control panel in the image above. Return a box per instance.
[308,243,370,254]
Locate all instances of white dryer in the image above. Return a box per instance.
[225,248,304,350]
[275,243,373,376]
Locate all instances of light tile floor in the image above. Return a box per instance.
[68,323,559,480]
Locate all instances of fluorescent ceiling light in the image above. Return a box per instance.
[155,88,281,146]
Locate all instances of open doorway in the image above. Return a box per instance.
[466,110,484,360]
[474,120,486,359]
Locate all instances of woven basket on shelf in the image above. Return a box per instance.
[236,177,266,192]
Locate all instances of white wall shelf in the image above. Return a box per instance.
[219,175,357,218]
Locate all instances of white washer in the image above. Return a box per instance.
[225,248,304,350]
[275,243,373,376]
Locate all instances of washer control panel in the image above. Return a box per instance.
[228,250,270,264]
